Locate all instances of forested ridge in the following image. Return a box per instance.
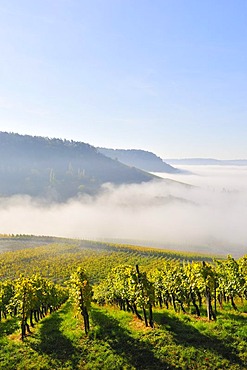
[0,132,156,201]
[97,147,179,173]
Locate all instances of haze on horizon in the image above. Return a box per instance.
[0,1,247,159]
[1,165,247,258]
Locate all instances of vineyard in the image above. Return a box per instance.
[0,235,247,369]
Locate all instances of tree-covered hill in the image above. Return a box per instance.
[166,158,247,166]
[98,147,180,173]
[0,132,157,201]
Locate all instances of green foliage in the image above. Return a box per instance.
[95,255,247,323]
[216,255,245,304]
[0,235,247,370]
[69,267,92,334]
[0,236,215,285]
[94,264,155,327]
[0,236,247,367]
[0,280,14,320]
[1,274,68,340]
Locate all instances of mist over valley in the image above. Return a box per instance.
[0,135,246,258]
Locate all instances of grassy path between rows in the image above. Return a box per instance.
[0,302,247,369]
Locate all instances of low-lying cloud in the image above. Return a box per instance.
[1,165,247,257]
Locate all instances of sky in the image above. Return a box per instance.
[0,0,247,159]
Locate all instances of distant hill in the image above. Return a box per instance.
[98,148,179,173]
[166,158,247,166]
[0,132,157,201]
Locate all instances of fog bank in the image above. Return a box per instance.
[1,165,247,257]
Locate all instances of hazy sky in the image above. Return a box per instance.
[0,0,247,159]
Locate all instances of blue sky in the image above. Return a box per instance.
[0,0,247,159]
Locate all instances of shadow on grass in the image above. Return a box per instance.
[154,312,245,367]
[30,304,80,367]
[220,311,247,324]
[91,307,177,370]
[0,317,19,337]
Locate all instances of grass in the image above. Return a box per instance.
[0,301,247,369]
[0,236,245,369]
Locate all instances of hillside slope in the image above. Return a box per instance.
[0,132,156,201]
[166,158,247,165]
[98,148,179,173]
